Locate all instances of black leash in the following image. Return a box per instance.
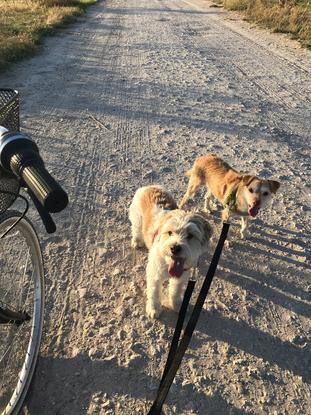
[159,279,196,389]
[148,223,230,415]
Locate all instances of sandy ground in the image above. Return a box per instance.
[1,0,310,413]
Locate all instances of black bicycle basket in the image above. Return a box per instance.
[0,89,20,214]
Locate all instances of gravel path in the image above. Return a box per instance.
[1,0,310,413]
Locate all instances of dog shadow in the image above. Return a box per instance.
[216,218,311,315]
[164,303,310,384]
[156,213,310,385]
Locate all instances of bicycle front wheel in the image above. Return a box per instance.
[0,211,44,415]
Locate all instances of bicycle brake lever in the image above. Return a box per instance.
[27,188,56,234]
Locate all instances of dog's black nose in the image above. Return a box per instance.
[171,245,182,255]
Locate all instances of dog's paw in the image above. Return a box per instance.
[171,302,182,313]
[168,298,182,313]
[131,237,144,249]
[146,303,161,319]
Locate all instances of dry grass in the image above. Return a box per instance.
[224,0,249,10]
[215,0,311,48]
[0,0,96,71]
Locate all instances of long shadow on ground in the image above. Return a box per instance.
[25,354,254,415]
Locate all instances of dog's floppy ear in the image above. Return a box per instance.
[190,213,212,250]
[268,180,280,194]
[155,211,177,236]
[241,175,256,186]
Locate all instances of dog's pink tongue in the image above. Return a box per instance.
[168,257,185,278]
[248,205,260,217]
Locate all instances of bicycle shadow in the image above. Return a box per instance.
[25,353,254,415]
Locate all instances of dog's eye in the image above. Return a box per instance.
[187,233,193,240]
[263,191,269,196]
[249,188,254,193]
[168,231,173,236]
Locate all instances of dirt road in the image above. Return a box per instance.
[1,0,310,413]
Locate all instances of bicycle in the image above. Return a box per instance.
[0,89,68,415]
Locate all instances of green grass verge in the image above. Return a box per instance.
[0,0,97,72]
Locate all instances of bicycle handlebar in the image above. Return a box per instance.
[0,128,68,213]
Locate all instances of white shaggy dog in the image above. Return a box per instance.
[129,185,212,319]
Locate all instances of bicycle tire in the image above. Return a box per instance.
[0,210,44,415]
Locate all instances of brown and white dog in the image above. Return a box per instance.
[179,154,280,239]
[129,185,211,318]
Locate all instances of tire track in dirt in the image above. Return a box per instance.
[170,0,310,149]
[6,10,110,355]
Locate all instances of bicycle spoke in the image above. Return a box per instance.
[2,234,24,304]
[19,248,31,309]
[0,325,21,366]
[0,212,44,414]
[0,326,21,394]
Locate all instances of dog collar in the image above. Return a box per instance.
[223,187,238,211]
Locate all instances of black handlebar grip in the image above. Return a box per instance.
[10,151,68,213]
[22,164,68,213]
